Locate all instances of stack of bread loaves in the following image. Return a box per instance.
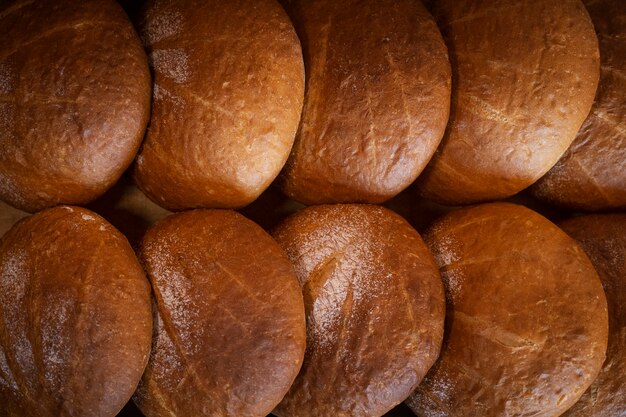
[0,0,623,416]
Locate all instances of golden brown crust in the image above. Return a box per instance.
[406,203,608,417]
[417,0,600,205]
[0,0,151,213]
[530,0,626,211]
[278,0,451,204]
[0,206,153,417]
[133,0,304,211]
[558,214,626,416]
[272,205,445,417]
[134,210,306,417]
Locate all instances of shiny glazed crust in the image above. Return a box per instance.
[0,206,153,417]
[134,210,306,417]
[417,0,600,204]
[0,0,151,212]
[279,0,451,204]
[559,214,626,416]
[272,204,445,417]
[133,0,304,210]
[407,203,608,416]
[530,0,626,211]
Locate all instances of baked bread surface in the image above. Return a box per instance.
[134,209,306,417]
[0,0,151,212]
[407,203,608,417]
[417,0,600,204]
[531,0,626,211]
[0,206,153,417]
[279,0,451,204]
[559,214,626,416]
[134,0,304,210]
[273,204,445,417]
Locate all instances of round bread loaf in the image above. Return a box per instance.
[558,214,626,416]
[134,210,306,417]
[0,206,152,417]
[278,0,451,204]
[0,0,151,213]
[406,203,608,417]
[417,0,600,205]
[134,0,304,211]
[272,205,445,417]
[530,0,626,211]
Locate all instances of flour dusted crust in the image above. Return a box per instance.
[417,0,600,205]
[0,206,152,417]
[406,203,608,417]
[558,214,626,416]
[530,0,626,211]
[134,0,304,210]
[134,210,306,417]
[0,0,151,213]
[278,0,451,204]
[272,205,445,417]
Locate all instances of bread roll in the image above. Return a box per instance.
[272,205,445,417]
[134,210,306,417]
[558,214,626,416]
[134,0,304,211]
[417,0,600,205]
[406,203,608,417]
[530,0,626,211]
[0,0,150,213]
[278,0,451,204]
[0,206,152,417]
